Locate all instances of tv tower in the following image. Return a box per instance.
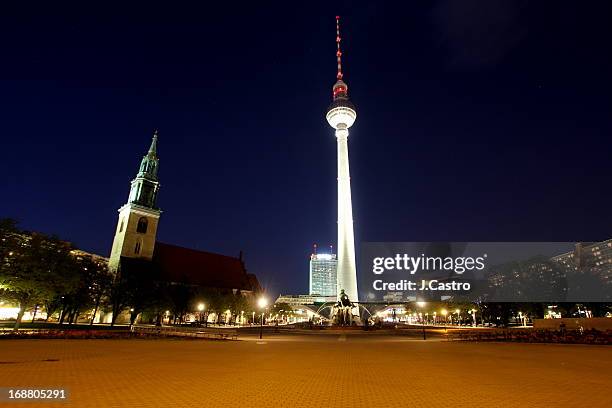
[326,16,358,301]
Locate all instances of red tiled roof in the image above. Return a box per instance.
[246,273,262,293]
[152,242,257,291]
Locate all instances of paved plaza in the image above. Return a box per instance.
[0,333,610,407]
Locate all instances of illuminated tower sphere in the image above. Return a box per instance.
[326,16,358,301]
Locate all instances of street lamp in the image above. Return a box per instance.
[518,311,525,327]
[417,301,427,340]
[471,308,477,327]
[197,303,205,327]
[455,309,460,326]
[258,297,268,340]
[441,309,448,333]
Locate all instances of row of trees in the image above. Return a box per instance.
[0,219,112,329]
[0,219,260,330]
[111,269,258,327]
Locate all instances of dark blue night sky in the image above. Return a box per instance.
[1,1,610,296]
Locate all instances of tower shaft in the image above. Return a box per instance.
[326,16,358,302]
[336,128,358,301]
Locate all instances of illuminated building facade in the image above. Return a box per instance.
[552,239,612,284]
[275,294,337,306]
[309,251,338,296]
[552,240,612,269]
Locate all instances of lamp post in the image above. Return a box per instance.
[197,303,205,327]
[455,309,460,326]
[471,309,477,327]
[518,311,526,327]
[258,297,268,340]
[441,309,448,333]
[417,301,427,340]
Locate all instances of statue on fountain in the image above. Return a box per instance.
[332,289,360,326]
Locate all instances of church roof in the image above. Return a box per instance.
[152,242,258,292]
[246,273,262,293]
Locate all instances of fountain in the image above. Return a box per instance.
[331,289,362,326]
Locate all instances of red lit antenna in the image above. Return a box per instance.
[336,16,343,80]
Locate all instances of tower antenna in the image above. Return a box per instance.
[313,243,318,255]
[336,16,343,80]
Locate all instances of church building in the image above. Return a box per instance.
[109,132,261,296]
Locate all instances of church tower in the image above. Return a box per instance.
[109,131,162,272]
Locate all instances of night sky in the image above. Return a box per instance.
[1,2,610,297]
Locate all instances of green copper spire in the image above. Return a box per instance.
[148,129,158,155]
[137,131,159,181]
[128,131,161,209]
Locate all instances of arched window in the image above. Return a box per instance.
[137,217,148,234]
[119,219,124,233]
[134,241,141,254]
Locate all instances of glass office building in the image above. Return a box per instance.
[309,253,338,297]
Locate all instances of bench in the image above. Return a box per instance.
[133,326,238,340]
[196,330,238,340]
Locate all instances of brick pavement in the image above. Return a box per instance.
[0,334,610,407]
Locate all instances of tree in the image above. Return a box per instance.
[43,295,64,322]
[166,283,192,324]
[56,254,112,325]
[87,260,113,325]
[0,219,20,306]
[232,293,255,323]
[125,270,159,326]
[107,259,166,326]
[109,274,131,327]
[0,225,80,330]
